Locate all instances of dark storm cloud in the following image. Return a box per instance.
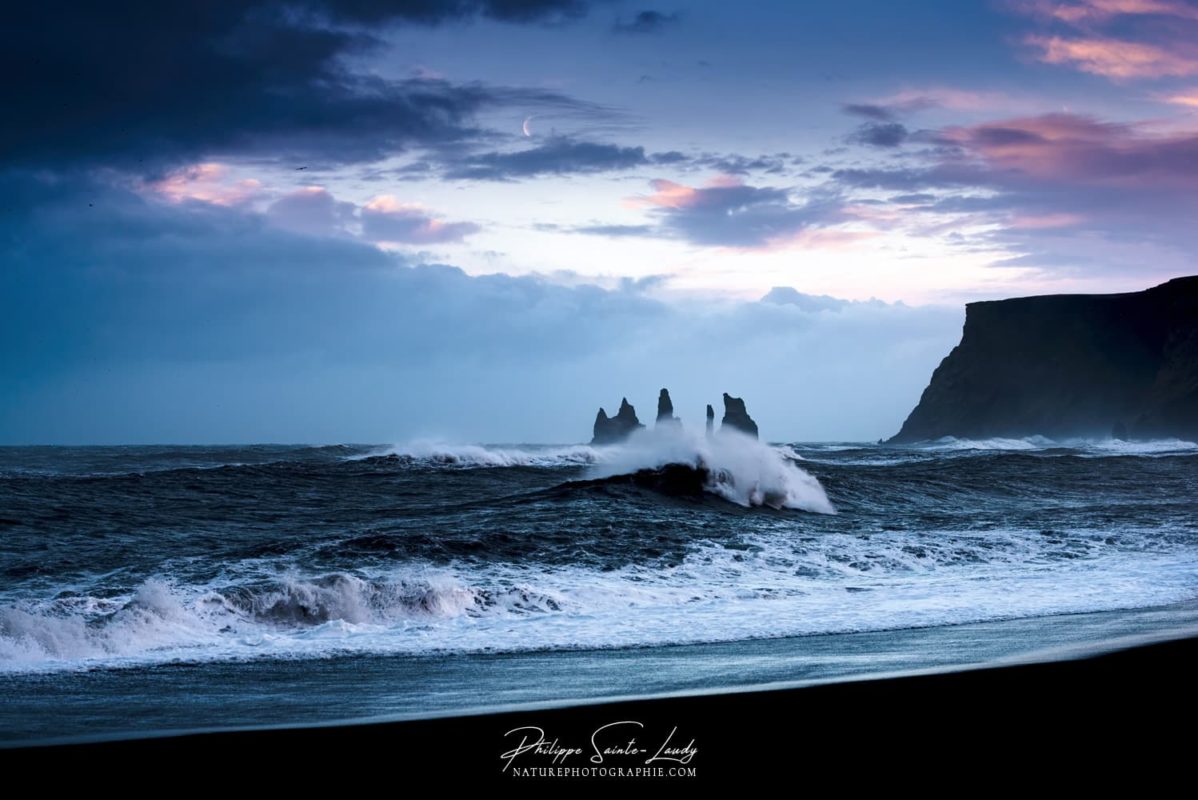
[1,1,604,171]
[442,136,652,179]
[308,0,597,24]
[612,10,680,34]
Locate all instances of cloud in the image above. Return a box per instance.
[1025,34,1198,79]
[361,196,481,243]
[1012,0,1198,24]
[442,136,652,179]
[1161,89,1198,106]
[547,223,657,237]
[266,186,359,236]
[1,1,606,172]
[691,153,792,175]
[830,167,950,191]
[941,112,1198,189]
[0,172,962,444]
[843,104,895,121]
[1010,0,1198,80]
[158,177,480,243]
[625,176,851,248]
[613,10,680,34]
[829,109,1198,277]
[850,122,910,147]
[761,287,861,312]
[148,163,265,207]
[844,88,1026,120]
[836,111,1198,195]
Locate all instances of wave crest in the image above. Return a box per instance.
[588,427,835,513]
[356,441,601,468]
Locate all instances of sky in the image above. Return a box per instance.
[4,0,1198,444]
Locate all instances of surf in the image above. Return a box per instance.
[584,426,835,513]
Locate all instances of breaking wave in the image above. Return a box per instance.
[357,430,834,512]
[586,427,834,512]
[4,522,1197,672]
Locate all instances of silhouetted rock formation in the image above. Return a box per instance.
[890,276,1198,442]
[656,388,681,428]
[592,398,644,445]
[720,393,758,439]
[706,404,715,438]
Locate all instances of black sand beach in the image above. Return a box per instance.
[8,634,1194,783]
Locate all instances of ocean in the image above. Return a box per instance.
[3,430,1198,745]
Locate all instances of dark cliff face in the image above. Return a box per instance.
[720,393,758,439]
[890,276,1198,443]
[592,398,644,444]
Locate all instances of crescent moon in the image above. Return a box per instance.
[522,116,533,137]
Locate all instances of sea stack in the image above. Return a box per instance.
[656,388,681,428]
[592,398,644,445]
[706,404,715,438]
[720,393,758,439]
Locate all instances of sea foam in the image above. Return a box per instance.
[587,426,835,513]
[4,525,1197,672]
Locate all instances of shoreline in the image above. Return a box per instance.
[6,632,1195,779]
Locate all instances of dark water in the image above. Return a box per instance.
[3,433,1198,743]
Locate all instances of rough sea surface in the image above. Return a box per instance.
[3,431,1198,744]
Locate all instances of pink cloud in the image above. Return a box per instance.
[873,87,1026,113]
[1012,1,1198,81]
[1026,34,1198,78]
[941,112,1198,189]
[1015,0,1198,22]
[625,178,701,209]
[1008,212,1087,228]
[148,162,264,206]
[1161,90,1198,107]
[621,176,867,251]
[1017,0,1198,23]
[360,195,480,244]
[624,175,750,210]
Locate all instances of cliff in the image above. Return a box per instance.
[890,276,1198,443]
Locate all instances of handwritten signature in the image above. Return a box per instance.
[500,721,698,772]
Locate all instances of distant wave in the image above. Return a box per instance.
[913,436,1198,456]
[355,441,602,468]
